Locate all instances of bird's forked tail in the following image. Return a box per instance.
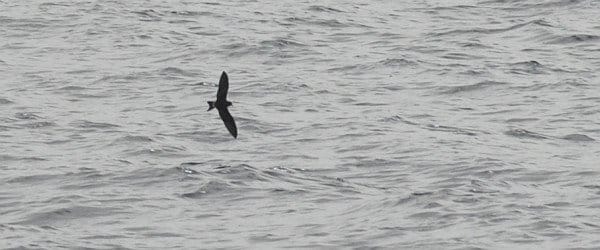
[207,101,215,111]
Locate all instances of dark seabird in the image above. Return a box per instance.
[207,71,237,138]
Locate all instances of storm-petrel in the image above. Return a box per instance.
[207,71,237,138]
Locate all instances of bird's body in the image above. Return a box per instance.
[208,71,237,138]
[206,100,231,111]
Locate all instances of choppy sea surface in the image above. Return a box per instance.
[1,0,600,249]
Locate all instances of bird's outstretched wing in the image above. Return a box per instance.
[217,71,229,101]
[217,107,237,138]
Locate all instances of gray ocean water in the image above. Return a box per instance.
[1,0,600,249]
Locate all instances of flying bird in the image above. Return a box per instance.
[207,71,237,138]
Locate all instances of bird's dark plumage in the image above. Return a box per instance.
[207,71,237,138]
[218,108,237,138]
[217,72,228,101]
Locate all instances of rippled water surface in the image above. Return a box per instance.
[2,0,600,249]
